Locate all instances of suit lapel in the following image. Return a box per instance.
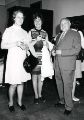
[57,30,70,46]
[55,33,61,46]
[56,32,65,46]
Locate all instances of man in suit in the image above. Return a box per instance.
[52,18,81,115]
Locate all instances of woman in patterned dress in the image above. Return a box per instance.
[1,10,36,112]
[28,12,53,104]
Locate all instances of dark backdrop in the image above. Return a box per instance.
[7,6,53,41]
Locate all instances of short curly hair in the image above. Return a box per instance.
[12,10,24,20]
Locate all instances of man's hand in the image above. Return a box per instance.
[51,50,56,56]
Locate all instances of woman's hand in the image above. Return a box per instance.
[37,35,42,41]
[30,35,42,46]
[16,41,23,47]
[16,41,26,50]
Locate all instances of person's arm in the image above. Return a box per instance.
[28,30,38,46]
[26,31,37,57]
[30,39,37,46]
[1,28,16,49]
[28,43,37,58]
[44,33,54,51]
[78,31,84,49]
[1,41,16,49]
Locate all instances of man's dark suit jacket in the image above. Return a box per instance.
[54,29,81,70]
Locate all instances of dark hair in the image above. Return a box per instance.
[33,12,43,23]
[12,10,24,20]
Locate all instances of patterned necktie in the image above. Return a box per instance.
[60,31,66,39]
[57,31,66,45]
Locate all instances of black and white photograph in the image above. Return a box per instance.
[0,0,84,120]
